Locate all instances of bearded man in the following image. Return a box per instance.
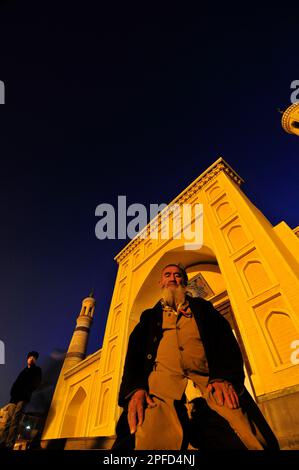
[114,264,279,450]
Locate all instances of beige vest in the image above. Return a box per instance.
[148,303,209,401]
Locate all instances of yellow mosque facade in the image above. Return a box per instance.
[41,157,299,450]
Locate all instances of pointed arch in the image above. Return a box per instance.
[265,311,299,365]
[60,386,87,437]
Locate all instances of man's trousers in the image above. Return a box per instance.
[135,389,278,450]
[0,401,26,449]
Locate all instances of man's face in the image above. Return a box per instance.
[160,266,185,289]
[27,355,37,367]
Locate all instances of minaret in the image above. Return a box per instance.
[42,291,96,440]
[62,290,96,371]
[281,102,299,136]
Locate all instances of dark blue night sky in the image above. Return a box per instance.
[0,4,298,406]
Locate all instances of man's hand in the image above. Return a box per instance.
[207,381,240,409]
[128,389,156,434]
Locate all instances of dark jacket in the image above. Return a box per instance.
[114,296,280,451]
[10,364,42,403]
[118,295,245,407]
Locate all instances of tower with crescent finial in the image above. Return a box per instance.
[42,291,96,440]
[281,102,299,136]
[62,290,96,371]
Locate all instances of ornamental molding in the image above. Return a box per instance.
[281,102,299,134]
[293,226,299,238]
[114,157,243,263]
[64,349,102,379]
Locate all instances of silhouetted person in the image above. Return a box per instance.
[0,351,42,449]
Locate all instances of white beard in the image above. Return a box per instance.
[161,284,187,308]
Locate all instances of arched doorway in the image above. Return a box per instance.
[60,387,87,437]
[128,244,255,400]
